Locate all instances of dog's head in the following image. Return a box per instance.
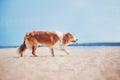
[62,32,78,45]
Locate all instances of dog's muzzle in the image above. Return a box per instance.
[72,39,78,42]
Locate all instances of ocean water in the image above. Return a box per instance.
[0,42,120,48]
[69,42,120,46]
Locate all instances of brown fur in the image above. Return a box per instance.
[25,31,60,46]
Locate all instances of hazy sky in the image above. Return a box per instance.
[0,0,120,46]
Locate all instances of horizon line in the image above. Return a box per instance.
[1,42,120,48]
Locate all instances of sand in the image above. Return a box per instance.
[0,47,120,80]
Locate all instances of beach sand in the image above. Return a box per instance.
[0,47,120,80]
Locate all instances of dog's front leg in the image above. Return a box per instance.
[50,47,55,56]
[62,48,70,55]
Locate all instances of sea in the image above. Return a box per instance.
[0,42,120,48]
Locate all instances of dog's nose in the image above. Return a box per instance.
[76,39,78,41]
[72,39,78,42]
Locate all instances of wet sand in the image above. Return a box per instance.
[0,47,120,80]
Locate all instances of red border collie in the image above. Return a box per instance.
[18,30,77,57]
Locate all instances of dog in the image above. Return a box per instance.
[18,30,77,57]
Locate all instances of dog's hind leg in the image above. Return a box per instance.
[32,46,37,57]
[50,47,55,56]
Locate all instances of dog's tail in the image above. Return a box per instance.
[18,40,27,57]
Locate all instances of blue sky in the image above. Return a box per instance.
[0,0,120,46]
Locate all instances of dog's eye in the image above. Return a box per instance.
[69,36,73,38]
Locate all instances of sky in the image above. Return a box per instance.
[0,0,120,46]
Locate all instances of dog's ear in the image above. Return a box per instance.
[65,32,71,37]
[66,32,71,35]
[65,32,73,38]
[62,32,70,45]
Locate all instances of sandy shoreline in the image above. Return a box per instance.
[0,47,120,80]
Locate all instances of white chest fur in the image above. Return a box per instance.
[56,31,63,42]
[52,31,64,50]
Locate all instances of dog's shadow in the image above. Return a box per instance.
[13,55,51,58]
[13,55,67,58]
[13,56,21,58]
